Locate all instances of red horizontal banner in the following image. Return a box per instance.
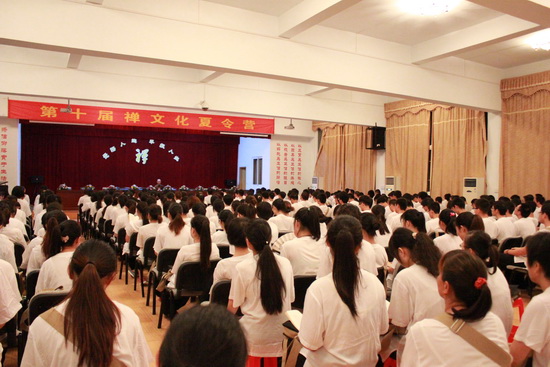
[8,100,274,134]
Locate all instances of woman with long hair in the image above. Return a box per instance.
[26,210,68,274]
[153,203,192,254]
[463,230,513,336]
[360,212,389,268]
[455,212,485,241]
[269,199,294,233]
[372,204,391,248]
[433,209,462,255]
[228,219,294,367]
[22,240,153,367]
[388,228,444,360]
[299,215,388,366]
[401,250,510,366]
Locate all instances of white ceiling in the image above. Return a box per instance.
[1,0,550,120]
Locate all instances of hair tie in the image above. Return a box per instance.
[474,277,486,289]
[61,235,69,243]
[86,261,96,267]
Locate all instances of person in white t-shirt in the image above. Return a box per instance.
[463,230,514,336]
[0,257,22,361]
[228,219,294,365]
[299,215,388,367]
[211,209,234,251]
[387,198,407,233]
[510,232,550,367]
[360,212,388,268]
[256,203,278,247]
[401,208,427,234]
[268,199,294,234]
[13,185,32,218]
[21,239,153,367]
[36,220,81,293]
[153,203,192,255]
[456,212,485,242]
[212,217,252,285]
[372,204,392,248]
[388,228,445,360]
[159,303,247,367]
[280,207,322,276]
[136,204,163,253]
[425,202,442,235]
[434,209,462,255]
[474,198,499,240]
[493,200,518,244]
[401,250,510,366]
[514,203,537,240]
[26,210,68,274]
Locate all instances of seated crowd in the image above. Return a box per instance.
[0,184,549,367]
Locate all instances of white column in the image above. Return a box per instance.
[376,150,386,192]
[486,112,502,198]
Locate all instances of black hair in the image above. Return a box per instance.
[335,203,360,219]
[464,230,499,275]
[441,250,492,322]
[11,186,25,199]
[360,212,380,238]
[517,203,531,218]
[456,212,484,232]
[475,198,491,216]
[218,209,234,229]
[439,209,458,235]
[326,215,362,317]
[493,201,507,216]
[168,203,185,235]
[396,198,407,211]
[371,205,390,235]
[226,218,249,249]
[192,203,207,216]
[272,199,290,214]
[401,209,426,233]
[191,215,213,271]
[41,210,70,258]
[450,197,465,210]
[245,219,285,315]
[159,304,247,367]
[149,204,163,222]
[212,199,224,214]
[358,195,373,208]
[526,232,550,279]
[256,202,274,221]
[389,228,440,277]
[294,207,321,241]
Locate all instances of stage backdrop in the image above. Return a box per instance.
[21,123,239,191]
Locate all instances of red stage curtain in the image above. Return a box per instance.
[21,122,239,190]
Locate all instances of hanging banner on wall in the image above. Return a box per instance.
[8,100,274,134]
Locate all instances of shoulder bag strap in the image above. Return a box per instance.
[41,308,126,367]
[435,313,512,367]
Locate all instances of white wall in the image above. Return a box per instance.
[237,137,271,191]
[486,113,502,198]
[0,116,20,189]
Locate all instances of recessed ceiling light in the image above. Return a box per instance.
[397,0,461,16]
[526,29,550,51]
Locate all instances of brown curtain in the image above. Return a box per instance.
[313,123,376,192]
[431,107,487,197]
[500,70,550,197]
[384,101,432,193]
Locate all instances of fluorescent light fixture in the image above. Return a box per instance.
[397,0,461,15]
[220,132,269,138]
[526,29,550,51]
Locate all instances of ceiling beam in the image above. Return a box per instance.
[279,0,361,39]
[198,70,224,83]
[412,15,543,64]
[66,53,82,69]
[467,0,550,27]
[305,85,332,96]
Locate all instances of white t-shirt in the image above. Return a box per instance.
[229,254,294,357]
[113,213,130,235]
[514,218,537,239]
[280,236,323,276]
[35,251,74,293]
[387,213,403,233]
[317,240,377,278]
[268,221,279,245]
[300,270,388,367]
[426,217,441,234]
[22,236,43,270]
[0,258,22,359]
[401,312,509,366]
[153,225,192,254]
[367,240,389,268]
[7,217,27,238]
[433,233,462,255]
[487,268,514,336]
[136,222,161,249]
[211,230,229,246]
[27,245,46,274]
[268,214,294,233]
[495,217,518,243]
[168,242,221,287]
[482,217,499,239]
[388,264,444,329]
[21,300,153,367]
[515,287,550,367]
[0,226,27,246]
[212,252,253,285]
[19,198,32,217]
[0,233,17,272]
[375,230,391,248]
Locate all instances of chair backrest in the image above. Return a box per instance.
[291,275,316,310]
[156,248,179,274]
[14,243,25,268]
[104,219,114,235]
[217,245,232,259]
[117,228,126,247]
[499,236,523,252]
[28,291,70,324]
[175,260,220,296]
[210,280,231,306]
[143,237,157,264]
[128,232,138,255]
[26,270,40,301]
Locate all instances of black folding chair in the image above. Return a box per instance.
[210,279,231,306]
[499,236,523,252]
[124,232,138,285]
[291,275,316,311]
[147,248,179,315]
[14,242,25,269]
[135,236,157,296]
[26,270,40,302]
[217,244,232,259]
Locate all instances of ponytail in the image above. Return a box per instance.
[168,203,185,235]
[327,215,362,317]
[294,207,321,241]
[439,209,457,235]
[360,212,380,238]
[401,209,427,233]
[191,215,212,271]
[389,228,440,277]
[246,219,285,315]
[440,250,492,322]
[456,212,485,232]
[371,205,390,235]
[464,230,499,275]
[65,240,120,367]
[41,210,69,258]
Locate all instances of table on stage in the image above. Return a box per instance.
[55,190,83,210]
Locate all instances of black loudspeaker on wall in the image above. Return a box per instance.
[367,127,386,150]
[29,176,44,184]
[225,179,237,187]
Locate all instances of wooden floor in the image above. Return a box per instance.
[3,253,169,367]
